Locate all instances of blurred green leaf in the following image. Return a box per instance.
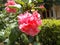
[37,0,43,2]
[9,27,21,44]
[22,0,29,3]
[15,0,25,6]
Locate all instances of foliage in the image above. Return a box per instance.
[7,19,60,45]
[40,19,60,45]
[0,12,60,45]
[0,0,60,45]
[0,0,6,11]
[0,31,5,42]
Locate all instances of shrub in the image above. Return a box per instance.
[0,13,60,45]
[0,0,60,44]
[39,19,60,45]
[0,12,60,45]
[8,19,60,45]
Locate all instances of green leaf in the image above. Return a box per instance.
[34,42,41,45]
[21,34,29,44]
[9,4,21,9]
[9,27,21,45]
[15,0,25,6]
[0,31,4,37]
[22,0,29,3]
[37,0,43,2]
[38,26,42,31]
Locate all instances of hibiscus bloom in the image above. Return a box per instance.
[5,7,17,13]
[39,5,45,9]
[5,0,16,6]
[5,0,17,13]
[18,11,42,36]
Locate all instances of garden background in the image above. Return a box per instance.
[0,0,60,45]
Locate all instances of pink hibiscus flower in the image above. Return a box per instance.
[18,11,42,36]
[5,0,17,13]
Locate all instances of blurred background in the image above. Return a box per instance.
[0,0,60,45]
